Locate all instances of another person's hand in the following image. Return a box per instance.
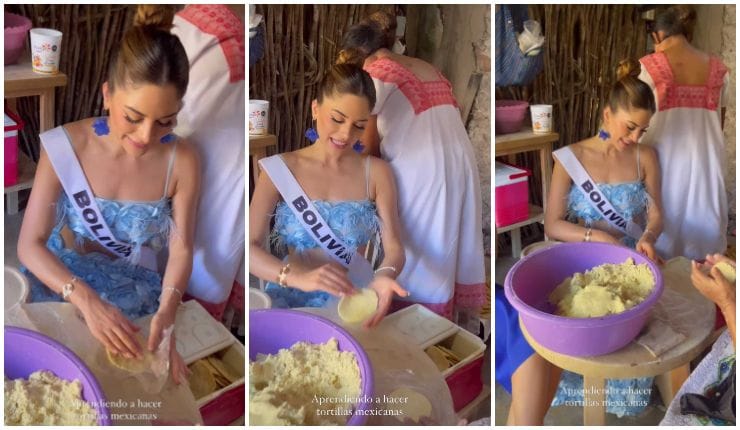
[148,307,190,385]
[691,258,736,309]
[636,238,658,263]
[364,275,408,329]
[291,262,356,297]
[78,292,142,359]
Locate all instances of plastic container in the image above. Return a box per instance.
[248,287,271,310]
[5,326,111,425]
[5,12,32,65]
[249,309,374,425]
[5,109,24,187]
[495,161,530,227]
[495,100,529,134]
[5,266,30,312]
[504,242,664,357]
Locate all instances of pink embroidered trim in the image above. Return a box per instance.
[454,282,488,308]
[178,5,245,83]
[390,299,454,321]
[641,52,726,112]
[365,57,458,115]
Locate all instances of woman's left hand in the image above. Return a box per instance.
[148,308,190,385]
[691,259,736,309]
[364,276,409,329]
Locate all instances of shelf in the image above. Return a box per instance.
[495,127,559,156]
[4,151,36,194]
[5,56,67,97]
[495,205,544,234]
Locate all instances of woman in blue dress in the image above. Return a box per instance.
[249,60,408,329]
[18,5,199,385]
[497,58,664,423]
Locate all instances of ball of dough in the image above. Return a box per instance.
[714,261,736,283]
[389,386,432,423]
[338,288,378,324]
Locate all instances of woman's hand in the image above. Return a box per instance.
[77,292,142,359]
[636,238,658,263]
[290,263,356,297]
[364,275,409,329]
[148,307,190,385]
[691,259,736,310]
[591,229,622,246]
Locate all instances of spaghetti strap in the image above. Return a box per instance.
[365,157,371,199]
[163,142,178,198]
[636,146,641,181]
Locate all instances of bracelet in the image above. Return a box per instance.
[161,286,183,302]
[374,266,397,275]
[584,227,592,242]
[61,276,78,301]
[278,264,291,287]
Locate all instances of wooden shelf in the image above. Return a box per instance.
[495,127,559,156]
[5,58,67,96]
[495,205,544,234]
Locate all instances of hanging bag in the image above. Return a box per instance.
[495,5,544,87]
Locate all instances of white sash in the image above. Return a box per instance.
[41,127,157,270]
[259,155,374,287]
[553,146,644,240]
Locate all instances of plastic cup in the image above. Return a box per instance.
[530,104,553,134]
[30,28,63,74]
[249,100,269,135]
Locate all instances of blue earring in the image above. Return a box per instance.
[352,140,365,153]
[92,117,110,136]
[598,129,610,141]
[305,121,319,143]
[160,134,176,144]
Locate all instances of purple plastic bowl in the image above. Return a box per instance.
[504,242,663,357]
[249,309,374,425]
[5,326,111,425]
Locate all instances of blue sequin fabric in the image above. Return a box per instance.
[26,192,173,320]
[265,199,379,309]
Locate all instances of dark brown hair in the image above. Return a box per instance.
[654,5,697,39]
[107,5,189,98]
[362,10,396,50]
[317,63,376,111]
[607,59,656,114]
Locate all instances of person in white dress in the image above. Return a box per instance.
[342,11,487,321]
[638,5,731,260]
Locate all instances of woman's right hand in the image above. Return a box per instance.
[75,291,142,359]
[591,229,622,246]
[289,262,356,297]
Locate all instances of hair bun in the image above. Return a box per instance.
[616,58,641,81]
[134,5,177,31]
[674,5,697,27]
[336,48,366,67]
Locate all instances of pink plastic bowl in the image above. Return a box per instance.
[495,100,529,134]
[5,12,32,65]
[504,242,664,357]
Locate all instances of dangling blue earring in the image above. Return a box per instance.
[305,120,318,143]
[160,134,176,144]
[598,129,610,141]
[92,117,110,136]
[352,140,365,153]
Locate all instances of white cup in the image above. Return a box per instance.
[249,100,270,135]
[530,104,553,133]
[30,28,63,74]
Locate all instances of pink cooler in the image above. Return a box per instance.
[5,110,24,187]
[495,161,530,227]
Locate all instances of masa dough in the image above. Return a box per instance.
[249,338,361,425]
[714,262,736,283]
[549,258,655,318]
[338,288,378,324]
[106,334,155,373]
[5,370,97,425]
[388,386,432,423]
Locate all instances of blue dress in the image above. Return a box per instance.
[265,199,379,308]
[25,143,177,321]
[496,161,654,417]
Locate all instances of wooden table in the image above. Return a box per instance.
[495,128,558,257]
[248,133,277,182]
[4,58,67,213]
[520,257,717,425]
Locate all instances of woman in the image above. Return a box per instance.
[17,5,199,385]
[342,11,487,321]
[248,61,408,329]
[497,59,663,423]
[661,254,736,425]
[639,5,730,260]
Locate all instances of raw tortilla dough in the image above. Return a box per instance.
[338,288,378,324]
[106,334,156,373]
[5,370,97,425]
[714,262,736,283]
[389,386,432,423]
[549,258,655,318]
[249,338,361,425]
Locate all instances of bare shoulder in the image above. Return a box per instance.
[59,118,97,152]
[638,144,658,161]
[368,155,393,178]
[172,138,201,175]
